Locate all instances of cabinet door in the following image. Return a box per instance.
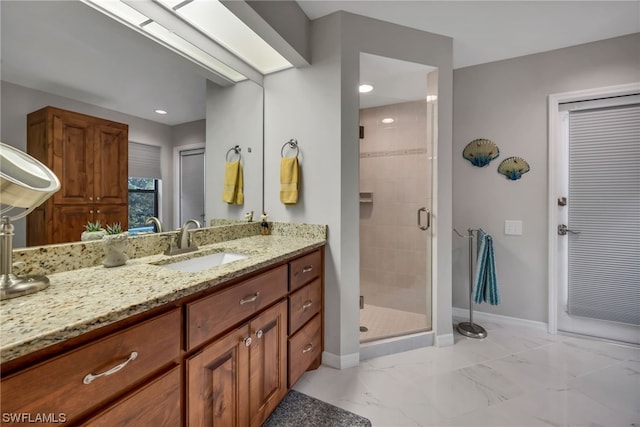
[97,204,129,231]
[52,204,93,244]
[187,325,250,427]
[248,301,287,427]
[94,123,128,205]
[52,112,94,204]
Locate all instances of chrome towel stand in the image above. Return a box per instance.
[454,228,488,339]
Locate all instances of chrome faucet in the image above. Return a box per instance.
[144,216,164,233]
[177,219,201,250]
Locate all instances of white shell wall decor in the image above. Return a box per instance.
[497,157,530,180]
[462,138,500,167]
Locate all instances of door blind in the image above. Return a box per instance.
[129,142,162,179]
[568,104,640,325]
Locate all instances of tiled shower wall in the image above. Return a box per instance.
[359,100,433,316]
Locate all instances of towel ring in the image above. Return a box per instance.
[281,139,299,158]
[226,145,241,162]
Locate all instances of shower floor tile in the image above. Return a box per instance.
[359,303,429,343]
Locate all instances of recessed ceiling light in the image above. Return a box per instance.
[381,117,395,124]
[359,84,374,93]
[155,109,168,115]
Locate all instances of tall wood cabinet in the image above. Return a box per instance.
[26,106,128,245]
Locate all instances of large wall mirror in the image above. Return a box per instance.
[0,0,264,248]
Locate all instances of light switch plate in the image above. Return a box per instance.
[505,220,523,235]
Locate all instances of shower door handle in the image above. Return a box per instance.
[417,208,430,230]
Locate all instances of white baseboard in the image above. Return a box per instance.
[321,351,360,369]
[435,333,454,347]
[452,307,548,332]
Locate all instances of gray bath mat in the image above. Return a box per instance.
[263,390,372,427]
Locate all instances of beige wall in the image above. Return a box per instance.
[452,33,640,323]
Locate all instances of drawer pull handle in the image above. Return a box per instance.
[83,351,138,385]
[239,292,260,305]
[255,329,263,339]
[302,300,313,310]
[302,266,313,274]
[302,343,314,354]
[244,337,253,347]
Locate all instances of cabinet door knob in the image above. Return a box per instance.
[96,210,100,214]
[83,351,138,385]
[302,343,314,354]
[89,196,93,201]
[244,337,253,347]
[302,266,313,274]
[96,196,101,201]
[302,300,313,310]
[255,329,263,339]
[89,210,94,214]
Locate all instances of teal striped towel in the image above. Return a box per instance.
[473,229,500,305]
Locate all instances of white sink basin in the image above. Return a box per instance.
[160,252,248,273]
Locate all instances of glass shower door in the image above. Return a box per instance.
[358,56,436,343]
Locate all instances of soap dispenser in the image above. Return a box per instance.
[260,212,270,235]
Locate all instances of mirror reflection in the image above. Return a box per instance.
[0,1,264,248]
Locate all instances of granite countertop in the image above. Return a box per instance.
[1,234,325,364]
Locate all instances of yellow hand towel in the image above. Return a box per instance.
[280,157,299,204]
[222,161,244,205]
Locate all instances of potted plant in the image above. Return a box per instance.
[81,220,105,241]
[102,222,129,267]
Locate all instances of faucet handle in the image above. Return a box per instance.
[162,234,178,255]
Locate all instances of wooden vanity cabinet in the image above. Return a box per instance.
[26,106,128,245]
[187,301,287,427]
[287,251,324,387]
[186,248,324,426]
[0,309,181,426]
[0,247,324,427]
[83,366,181,427]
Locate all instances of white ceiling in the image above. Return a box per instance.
[1,1,210,126]
[1,1,638,126]
[297,1,640,70]
[359,53,436,108]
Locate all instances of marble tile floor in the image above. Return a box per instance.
[294,317,640,426]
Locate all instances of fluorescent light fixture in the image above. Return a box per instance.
[359,84,374,93]
[381,117,395,124]
[142,20,245,81]
[82,0,285,83]
[155,109,168,115]
[159,0,292,74]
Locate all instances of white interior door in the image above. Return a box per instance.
[553,91,640,345]
[178,147,205,227]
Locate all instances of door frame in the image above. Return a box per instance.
[547,82,640,334]
[173,143,205,230]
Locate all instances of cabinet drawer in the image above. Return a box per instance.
[289,250,321,291]
[288,278,322,335]
[0,309,181,424]
[288,314,322,387]
[187,265,288,350]
[83,366,181,427]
